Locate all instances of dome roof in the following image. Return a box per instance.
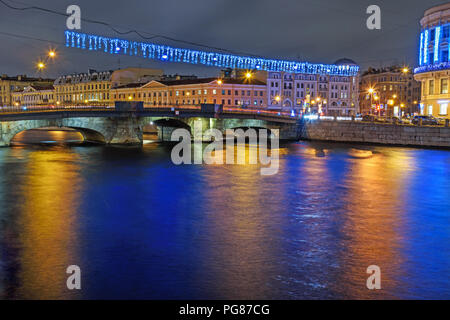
[334,58,358,66]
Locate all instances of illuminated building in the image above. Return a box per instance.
[111,77,267,108]
[360,66,421,116]
[414,3,450,119]
[0,75,54,107]
[266,59,360,116]
[11,84,55,106]
[54,68,163,106]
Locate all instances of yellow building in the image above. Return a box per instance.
[54,68,163,106]
[414,3,450,119]
[54,70,112,106]
[0,75,54,107]
[111,77,267,108]
[12,84,55,106]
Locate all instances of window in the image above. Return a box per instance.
[441,79,449,94]
[443,26,449,38]
[430,28,436,42]
[442,50,449,62]
[428,105,433,115]
[439,103,448,115]
[429,80,434,95]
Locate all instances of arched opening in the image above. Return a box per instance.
[283,99,292,108]
[10,126,106,146]
[152,119,191,142]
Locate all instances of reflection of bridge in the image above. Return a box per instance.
[0,106,301,146]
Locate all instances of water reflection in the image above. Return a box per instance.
[1,147,82,299]
[0,131,449,299]
[335,150,413,299]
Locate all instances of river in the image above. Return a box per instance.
[0,130,449,299]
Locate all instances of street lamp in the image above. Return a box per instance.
[245,72,252,79]
[368,88,376,115]
[37,62,45,70]
[48,50,56,58]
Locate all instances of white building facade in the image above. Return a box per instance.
[266,59,360,116]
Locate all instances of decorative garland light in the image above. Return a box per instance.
[414,61,450,74]
[65,30,359,76]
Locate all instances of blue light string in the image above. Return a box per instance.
[65,30,359,76]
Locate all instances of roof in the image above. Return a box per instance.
[333,58,358,66]
[112,77,267,90]
[113,83,147,89]
[30,84,54,91]
[55,70,113,85]
[0,75,54,82]
[159,77,266,86]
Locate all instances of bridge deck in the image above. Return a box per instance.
[0,107,298,124]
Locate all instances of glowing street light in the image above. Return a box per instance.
[245,72,252,79]
[402,67,409,74]
[275,95,281,102]
[37,62,45,70]
[368,88,374,94]
[48,50,56,58]
[217,79,223,85]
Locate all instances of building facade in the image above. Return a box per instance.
[360,66,421,116]
[414,3,450,119]
[0,75,54,107]
[111,77,267,108]
[54,70,112,106]
[11,84,55,106]
[266,59,360,116]
[54,68,163,106]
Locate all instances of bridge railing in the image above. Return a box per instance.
[0,104,298,119]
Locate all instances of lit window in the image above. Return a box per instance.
[439,103,448,115]
[428,105,433,115]
[441,79,448,94]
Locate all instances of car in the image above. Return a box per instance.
[436,117,447,125]
[362,114,375,122]
[411,115,439,125]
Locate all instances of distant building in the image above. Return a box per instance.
[111,77,267,108]
[11,84,55,106]
[360,66,421,116]
[0,75,54,106]
[265,58,360,116]
[54,67,163,106]
[54,69,113,106]
[414,3,450,119]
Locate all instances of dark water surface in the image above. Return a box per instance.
[0,130,449,299]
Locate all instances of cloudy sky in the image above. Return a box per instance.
[0,0,447,78]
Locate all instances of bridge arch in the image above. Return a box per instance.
[6,123,107,145]
[1,118,117,146]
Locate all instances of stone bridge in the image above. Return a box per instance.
[0,109,301,146]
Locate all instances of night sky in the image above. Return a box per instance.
[0,0,448,78]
